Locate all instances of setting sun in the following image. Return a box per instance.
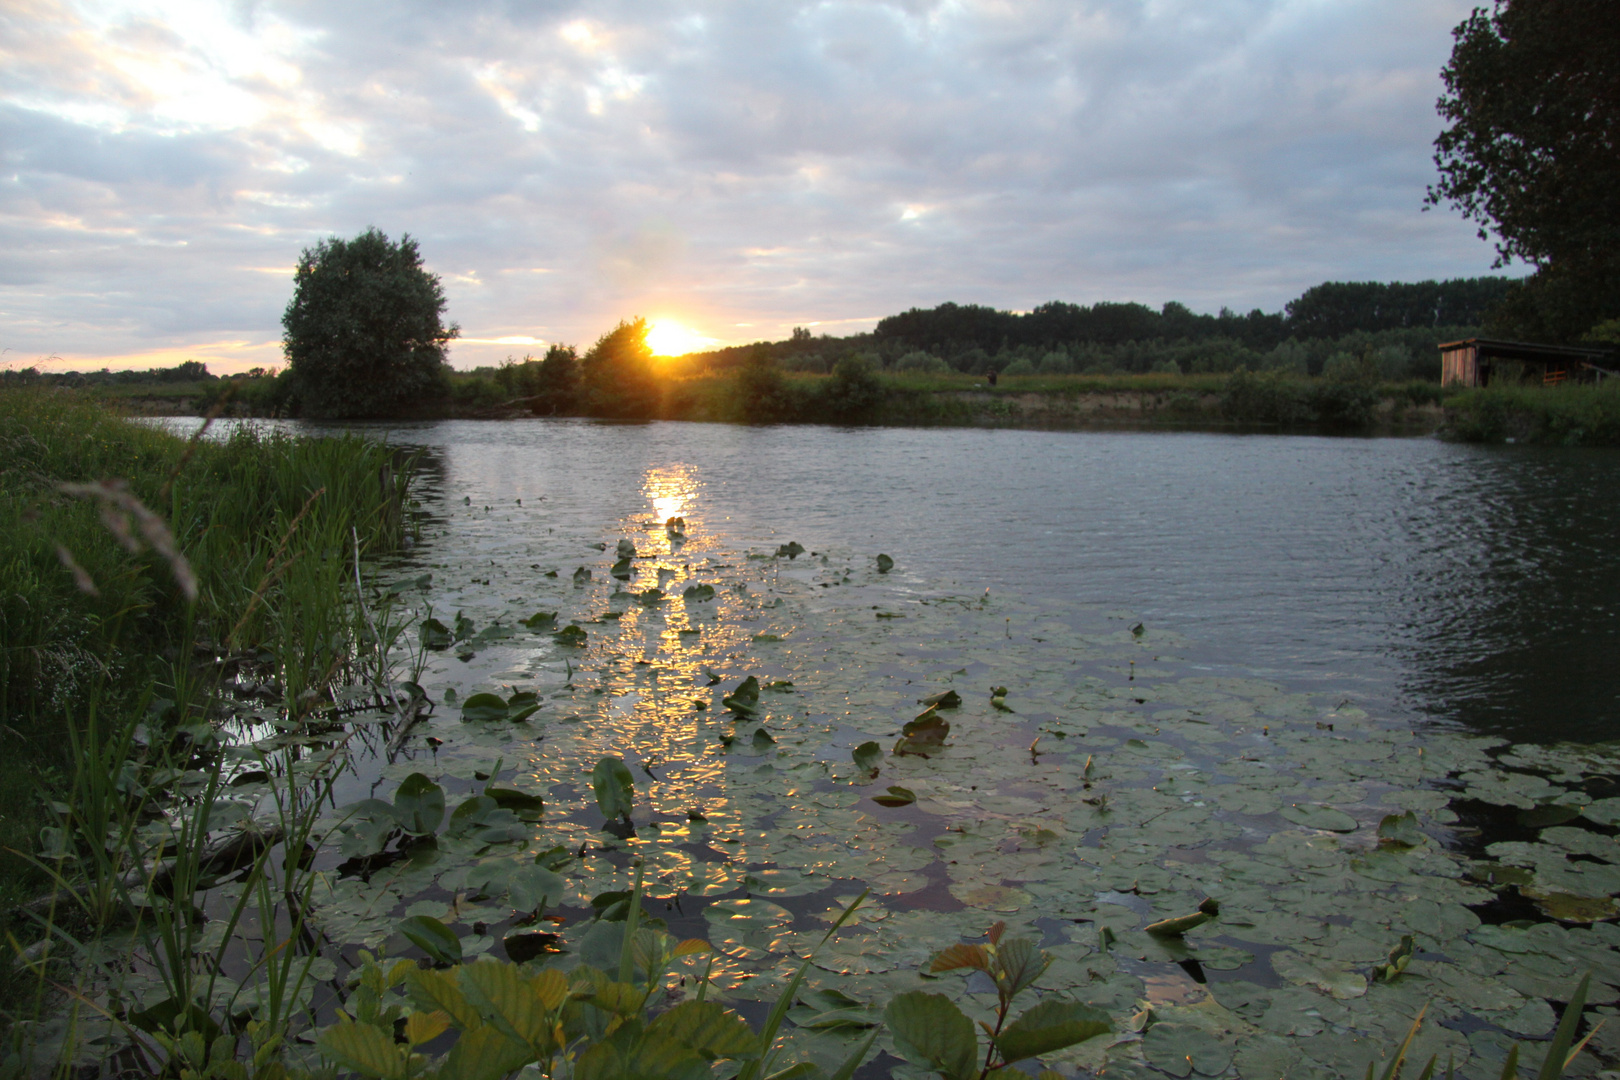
[645,319,716,357]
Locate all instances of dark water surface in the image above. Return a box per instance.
[198,418,1620,743]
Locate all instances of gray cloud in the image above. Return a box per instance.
[0,0,1505,370]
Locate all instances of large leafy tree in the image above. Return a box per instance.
[282,228,458,418]
[581,318,661,418]
[1428,0,1620,342]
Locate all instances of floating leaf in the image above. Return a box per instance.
[852,741,883,775]
[722,676,760,715]
[460,693,511,723]
[895,713,949,757]
[572,567,591,586]
[1144,898,1220,938]
[872,786,916,808]
[393,773,446,835]
[1279,803,1358,832]
[484,788,544,817]
[637,588,664,605]
[592,756,635,822]
[776,541,806,559]
[610,558,633,579]
[683,584,716,602]
[1377,811,1424,847]
[1521,887,1619,923]
[520,611,557,630]
[553,625,587,647]
[875,554,894,573]
[507,865,565,913]
[399,915,462,965]
[919,690,962,709]
[1142,1023,1231,1077]
[616,539,637,559]
[420,618,453,650]
[1375,933,1415,981]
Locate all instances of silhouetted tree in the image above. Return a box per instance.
[282,228,456,418]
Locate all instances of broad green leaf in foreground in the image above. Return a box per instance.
[994,998,1112,1064]
[885,991,978,1080]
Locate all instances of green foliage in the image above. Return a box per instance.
[282,227,458,419]
[582,319,661,418]
[1430,1,1620,342]
[888,922,1111,1079]
[816,356,885,423]
[1443,380,1620,444]
[591,756,635,823]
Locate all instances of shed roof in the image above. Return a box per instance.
[1438,338,1614,363]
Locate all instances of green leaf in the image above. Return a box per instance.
[439,1024,537,1080]
[508,865,565,913]
[461,693,512,723]
[994,998,1112,1064]
[995,937,1049,996]
[485,787,544,816]
[1144,898,1221,938]
[520,610,557,630]
[317,1020,405,1080]
[1518,804,1583,828]
[722,676,761,715]
[871,786,916,808]
[392,772,445,835]
[875,554,894,573]
[852,741,883,774]
[1535,973,1592,1080]
[682,584,716,602]
[405,968,483,1029]
[894,713,948,757]
[458,960,555,1049]
[645,1000,761,1060]
[919,689,962,709]
[553,625,588,646]
[776,541,806,559]
[420,617,453,650]
[610,557,633,579]
[399,915,462,965]
[1280,803,1358,832]
[592,756,635,821]
[505,690,541,723]
[884,991,979,1080]
[1377,811,1424,847]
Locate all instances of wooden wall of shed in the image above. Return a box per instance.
[1442,346,1479,387]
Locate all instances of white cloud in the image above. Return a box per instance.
[0,0,1506,369]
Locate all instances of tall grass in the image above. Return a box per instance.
[1443,380,1620,444]
[0,387,412,1053]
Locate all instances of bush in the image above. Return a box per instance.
[895,350,951,373]
[1221,369,1311,425]
[1000,358,1035,376]
[282,228,457,419]
[815,356,885,422]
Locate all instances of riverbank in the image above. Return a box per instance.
[0,388,412,1022]
[109,369,1452,436]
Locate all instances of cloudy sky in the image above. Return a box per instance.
[2,0,1505,372]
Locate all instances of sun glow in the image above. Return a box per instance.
[645,320,716,357]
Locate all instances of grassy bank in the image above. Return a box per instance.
[1443,381,1620,444]
[0,388,410,1018]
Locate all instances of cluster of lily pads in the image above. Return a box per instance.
[43,485,1620,1080]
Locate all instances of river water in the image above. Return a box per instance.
[318,418,1619,745]
[127,416,1620,1077]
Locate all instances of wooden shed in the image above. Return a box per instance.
[1440,338,1616,388]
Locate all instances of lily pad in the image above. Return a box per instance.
[1143,1023,1232,1078]
[392,773,446,835]
[683,584,716,602]
[853,741,883,775]
[553,625,587,646]
[1280,803,1358,833]
[1376,811,1423,847]
[520,610,557,630]
[895,713,949,757]
[592,756,635,822]
[872,786,916,808]
[722,676,761,716]
[875,554,894,573]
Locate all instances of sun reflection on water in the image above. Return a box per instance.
[643,464,698,526]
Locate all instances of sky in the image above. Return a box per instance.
[1,0,1508,373]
